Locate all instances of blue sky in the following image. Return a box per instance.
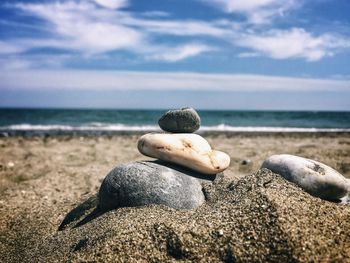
[0,0,349,110]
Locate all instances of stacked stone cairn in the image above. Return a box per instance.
[98,108,230,211]
[139,108,230,175]
[98,108,350,211]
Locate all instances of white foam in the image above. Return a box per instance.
[1,124,159,132]
[1,123,349,133]
[200,124,350,132]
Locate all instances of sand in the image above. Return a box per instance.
[0,133,349,262]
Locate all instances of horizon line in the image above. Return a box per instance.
[0,106,349,113]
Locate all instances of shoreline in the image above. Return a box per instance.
[1,130,350,137]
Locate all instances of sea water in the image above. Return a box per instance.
[0,108,349,134]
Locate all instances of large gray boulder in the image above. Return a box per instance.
[98,161,212,211]
[261,154,350,201]
[158,107,200,133]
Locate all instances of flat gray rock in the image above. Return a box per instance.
[261,154,350,201]
[98,161,213,211]
[158,107,200,133]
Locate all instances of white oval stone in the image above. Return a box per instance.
[137,133,230,175]
[261,154,350,201]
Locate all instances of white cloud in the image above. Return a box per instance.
[235,28,350,61]
[93,0,127,9]
[2,0,349,65]
[0,54,72,70]
[214,0,279,12]
[147,44,214,62]
[11,1,219,60]
[0,41,25,54]
[124,18,229,37]
[14,1,142,55]
[202,0,298,24]
[1,70,349,92]
[0,59,31,70]
[140,11,170,18]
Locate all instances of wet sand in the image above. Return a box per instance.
[0,133,349,262]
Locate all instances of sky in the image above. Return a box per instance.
[0,0,349,110]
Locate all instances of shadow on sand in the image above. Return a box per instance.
[58,195,104,231]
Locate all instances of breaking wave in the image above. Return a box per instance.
[1,123,349,135]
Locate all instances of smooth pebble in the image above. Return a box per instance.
[137,133,230,175]
[99,161,209,211]
[158,107,200,133]
[261,154,350,201]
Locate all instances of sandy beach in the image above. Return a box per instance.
[0,132,349,262]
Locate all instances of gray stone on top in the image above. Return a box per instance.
[158,107,201,133]
[98,161,214,211]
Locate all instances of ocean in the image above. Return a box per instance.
[0,108,349,135]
